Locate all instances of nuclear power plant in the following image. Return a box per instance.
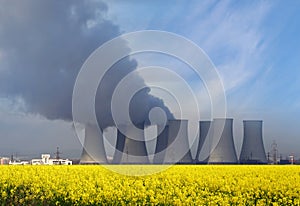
[208,119,238,164]
[80,118,268,164]
[195,121,212,163]
[153,124,169,164]
[162,120,193,164]
[113,124,149,164]
[239,120,267,164]
[80,123,107,164]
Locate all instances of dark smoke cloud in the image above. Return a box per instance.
[96,57,174,129]
[0,0,173,128]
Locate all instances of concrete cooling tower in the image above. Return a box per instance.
[208,118,238,164]
[153,125,169,164]
[195,121,212,163]
[163,120,193,164]
[113,125,149,164]
[80,124,107,164]
[112,129,126,164]
[239,120,267,164]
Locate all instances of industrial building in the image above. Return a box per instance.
[239,120,267,164]
[0,157,10,165]
[113,124,149,164]
[31,154,72,165]
[208,118,238,164]
[80,118,270,165]
[195,121,212,163]
[153,124,169,164]
[159,120,193,164]
[80,123,107,164]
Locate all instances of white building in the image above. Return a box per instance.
[31,154,72,165]
[0,157,10,165]
[9,160,30,165]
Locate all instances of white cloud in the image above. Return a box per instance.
[184,1,272,93]
[105,1,273,111]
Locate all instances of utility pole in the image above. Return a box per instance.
[54,147,62,165]
[55,147,61,160]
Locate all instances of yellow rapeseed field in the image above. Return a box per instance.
[0,165,299,205]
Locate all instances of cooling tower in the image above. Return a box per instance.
[113,125,149,164]
[208,118,238,164]
[195,121,212,163]
[153,125,169,164]
[164,120,193,164]
[80,123,107,164]
[239,120,267,164]
[112,128,126,164]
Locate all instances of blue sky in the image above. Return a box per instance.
[106,1,300,110]
[105,0,300,156]
[0,1,299,159]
